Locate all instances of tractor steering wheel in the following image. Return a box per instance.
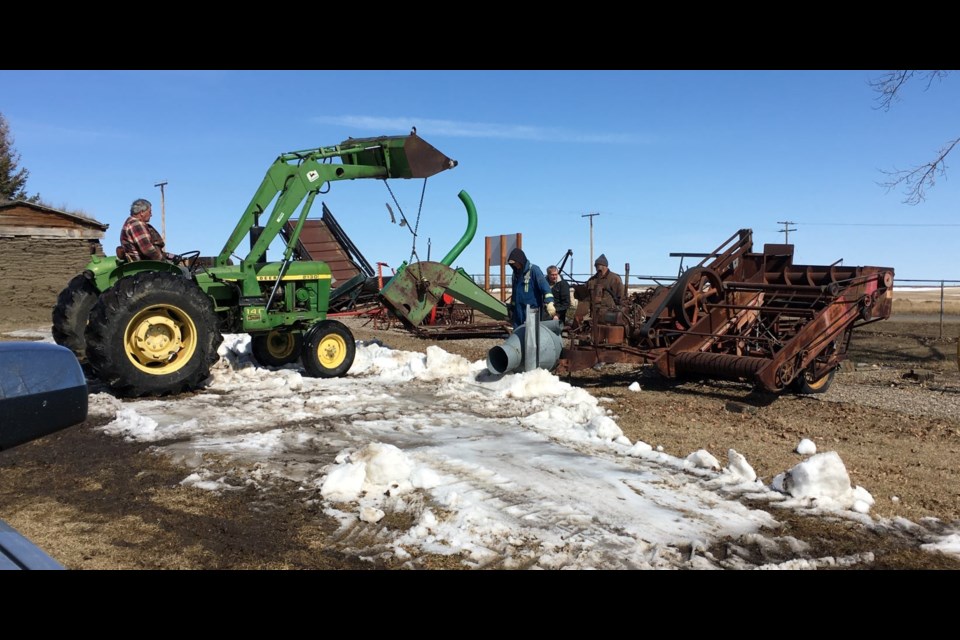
[171,250,202,274]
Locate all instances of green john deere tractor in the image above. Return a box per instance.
[52,133,458,397]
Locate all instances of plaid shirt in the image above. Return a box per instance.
[120,215,166,261]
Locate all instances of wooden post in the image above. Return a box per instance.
[500,236,507,303]
[485,236,491,293]
[154,180,168,243]
[940,280,945,340]
[581,213,598,267]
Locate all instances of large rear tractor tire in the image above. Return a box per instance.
[301,320,356,378]
[85,271,222,397]
[252,330,303,367]
[52,273,100,364]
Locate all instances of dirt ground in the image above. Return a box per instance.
[2,300,960,569]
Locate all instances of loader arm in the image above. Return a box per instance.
[216,134,457,269]
[54,131,459,398]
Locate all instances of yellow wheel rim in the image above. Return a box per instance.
[804,370,831,390]
[317,332,347,369]
[124,303,197,374]
[266,331,297,360]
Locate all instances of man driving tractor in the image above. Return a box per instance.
[119,198,175,262]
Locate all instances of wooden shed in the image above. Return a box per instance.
[0,200,108,329]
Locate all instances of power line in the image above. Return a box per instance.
[793,222,960,227]
[776,220,797,243]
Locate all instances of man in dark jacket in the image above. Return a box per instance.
[573,253,624,326]
[507,248,555,328]
[541,265,570,324]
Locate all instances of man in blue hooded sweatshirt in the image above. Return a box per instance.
[507,247,556,329]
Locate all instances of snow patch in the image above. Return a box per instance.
[796,438,817,455]
[686,449,721,471]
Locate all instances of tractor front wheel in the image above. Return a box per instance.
[252,330,303,367]
[301,320,355,378]
[85,271,222,397]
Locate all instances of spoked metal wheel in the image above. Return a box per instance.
[670,267,723,328]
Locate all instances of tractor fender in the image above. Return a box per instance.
[89,258,188,293]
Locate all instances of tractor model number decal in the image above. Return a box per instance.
[255,274,331,282]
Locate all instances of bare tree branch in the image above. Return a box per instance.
[879,137,959,205]
[870,70,915,111]
[871,70,954,204]
[870,70,948,111]
[923,70,949,89]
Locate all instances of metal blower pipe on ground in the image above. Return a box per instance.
[487,310,563,375]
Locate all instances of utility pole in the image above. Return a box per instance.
[582,212,600,268]
[154,180,168,243]
[777,220,796,244]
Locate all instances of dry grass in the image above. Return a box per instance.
[893,286,960,316]
[894,300,960,315]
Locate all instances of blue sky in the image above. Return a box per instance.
[3,70,957,282]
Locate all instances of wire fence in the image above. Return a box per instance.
[468,273,678,288]
[466,274,960,338]
[893,279,960,339]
